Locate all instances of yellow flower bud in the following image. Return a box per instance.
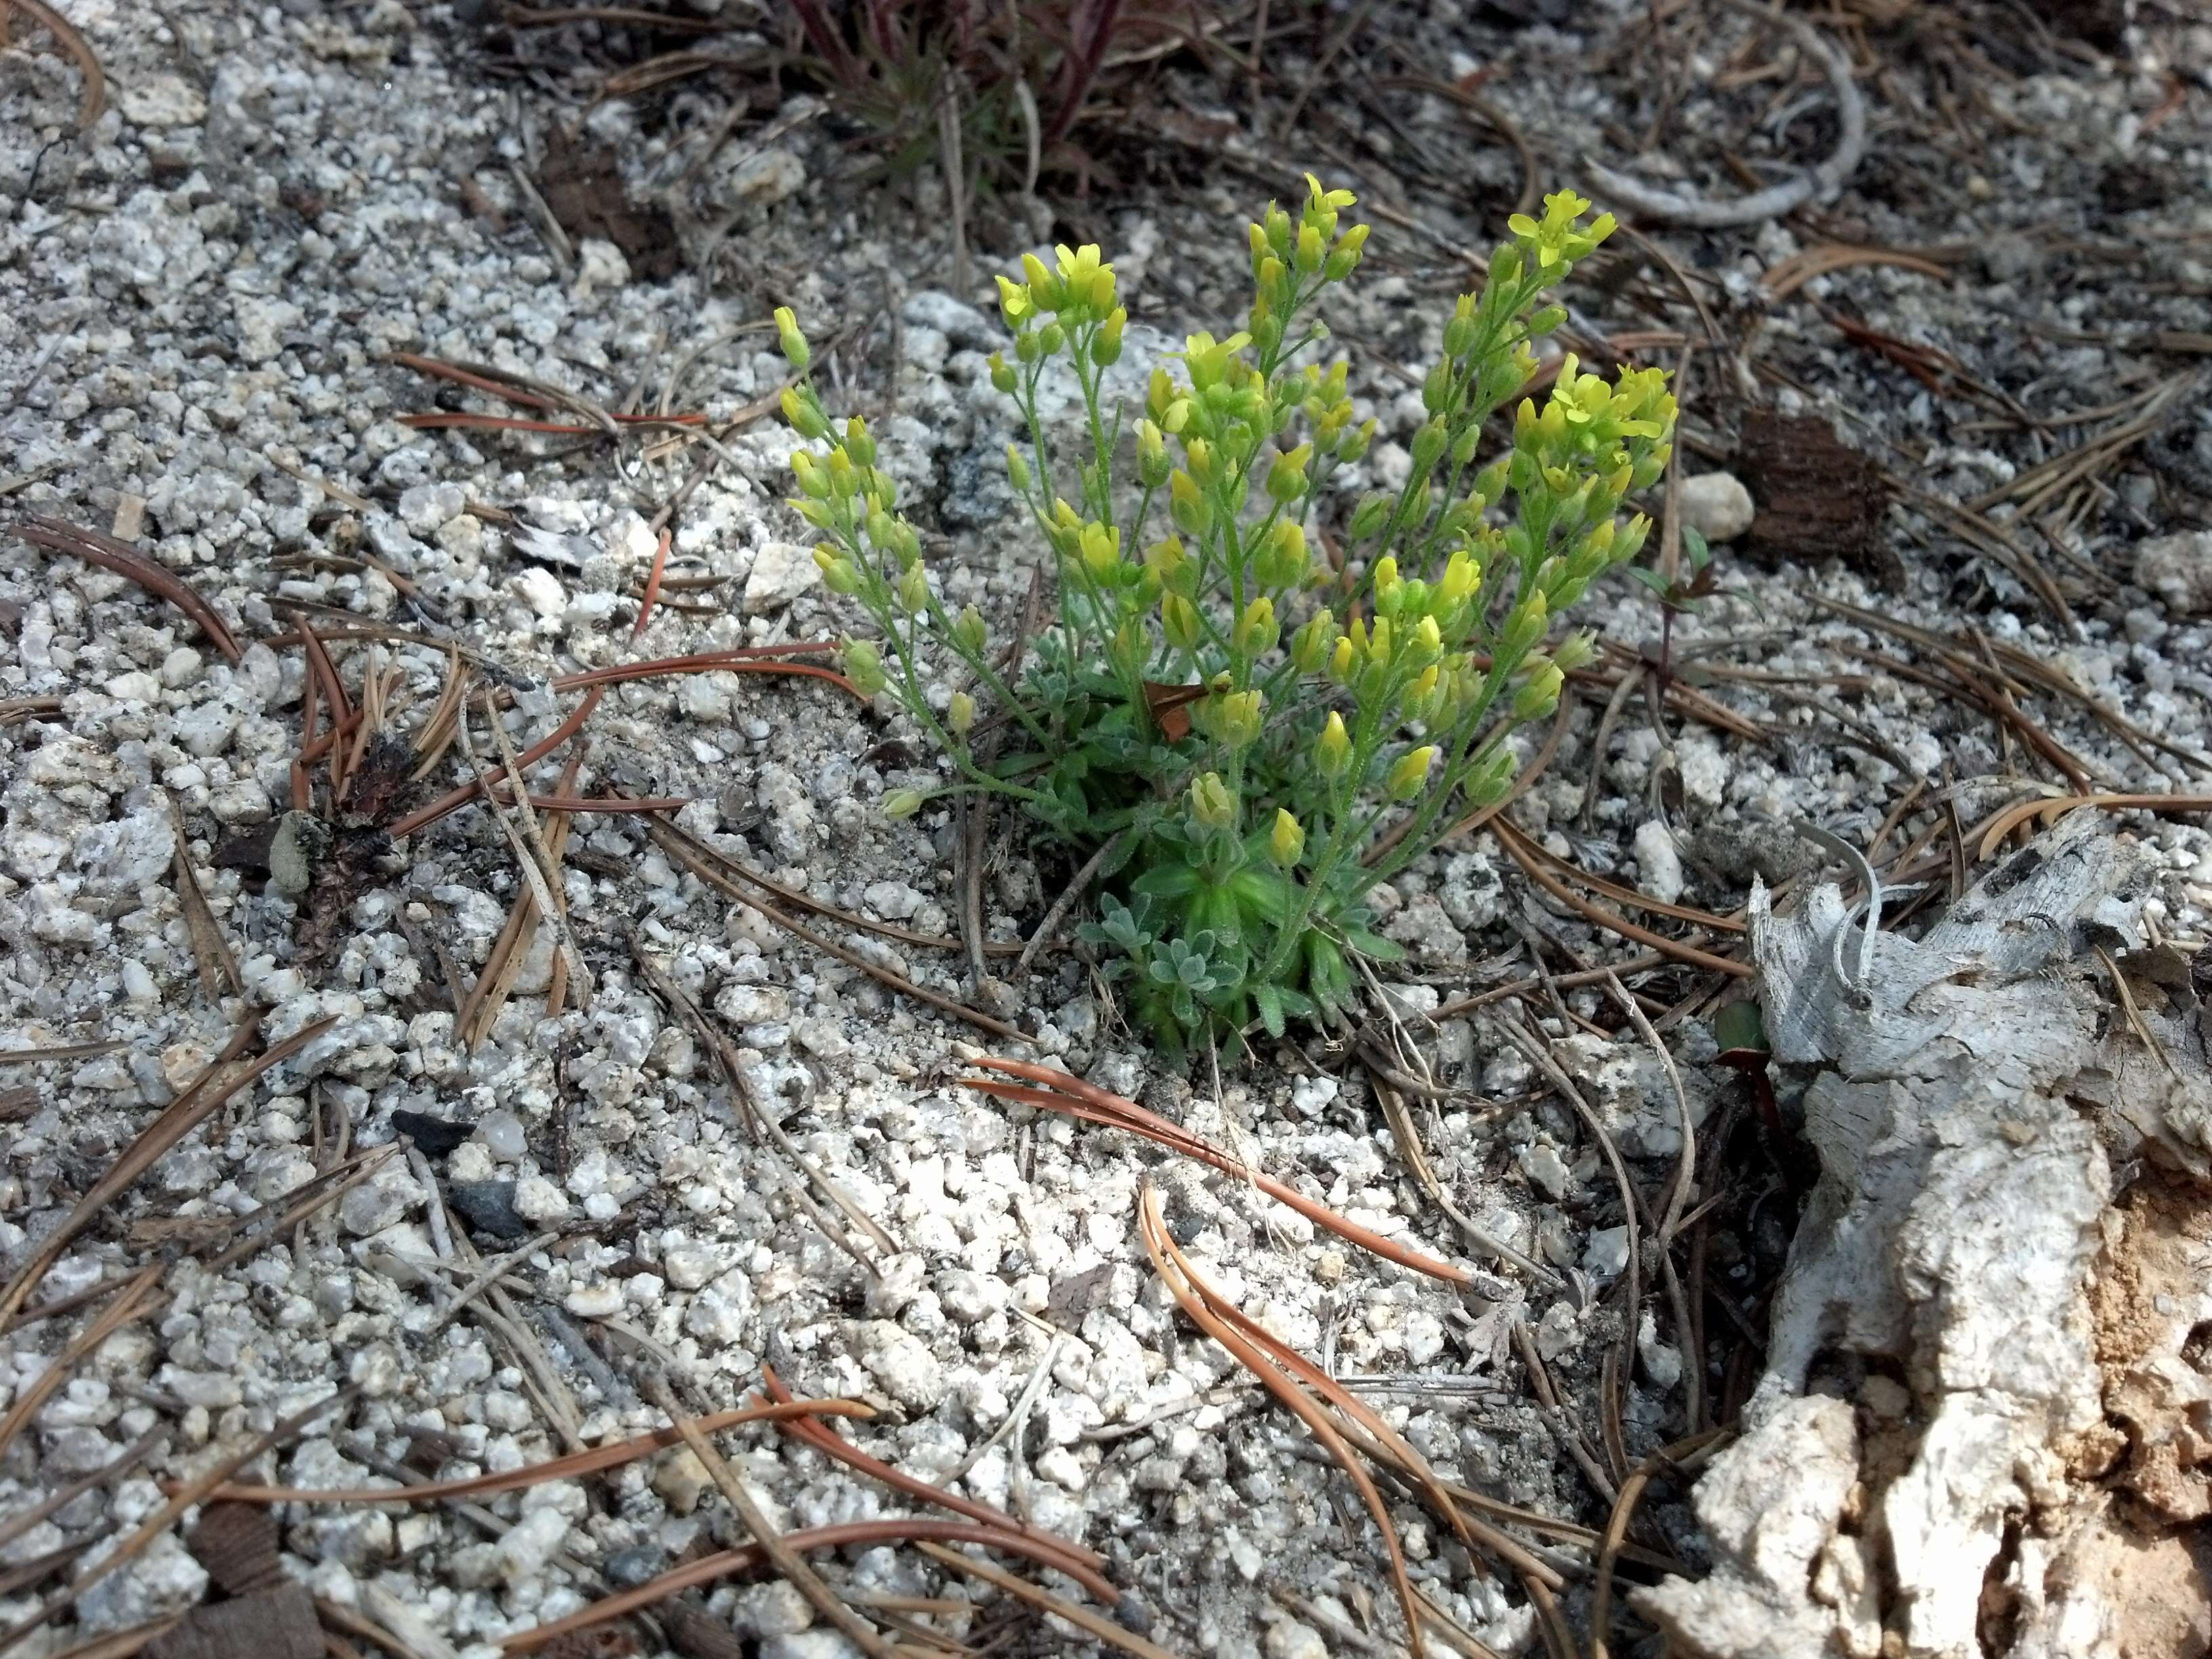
[1408,615,1443,666]
[1290,610,1337,674]
[1093,305,1126,367]
[1265,443,1312,505]
[947,690,975,736]
[1385,745,1435,802]
[774,306,810,371]
[1161,592,1201,652]
[1255,520,1307,590]
[1189,771,1237,832]
[898,562,930,613]
[1513,661,1564,722]
[842,640,887,697]
[1216,689,1263,750]
[813,546,859,594]
[1367,613,1393,668]
[1437,550,1480,609]
[790,449,829,499]
[1233,596,1277,659]
[1269,809,1305,869]
[1317,710,1351,777]
[843,415,876,468]
[1078,522,1121,579]
[1553,630,1597,673]
[1403,665,1441,722]
[1169,470,1209,535]
[1021,251,1058,308]
[781,386,829,440]
[1329,636,1355,684]
[1501,590,1549,657]
[1006,443,1031,491]
[954,605,987,656]
[1136,419,1169,487]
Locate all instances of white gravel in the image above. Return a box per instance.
[3,1,2212,1656]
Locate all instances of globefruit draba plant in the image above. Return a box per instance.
[777,181,1675,1051]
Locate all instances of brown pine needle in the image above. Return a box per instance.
[0,0,104,127]
[0,1015,336,1328]
[162,788,243,998]
[0,1389,355,1655]
[756,1368,1109,1580]
[14,516,239,661]
[0,1266,161,1463]
[643,817,1025,1042]
[205,1398,868,1505]
[962,1058,1471,1284]
[553,652,862,700]
[915,1542,1175,1659]
[497,1519,1133,1655]
[1138,1186,1426,1658]
[1975,791,2212,861]
[641,1374,901,1659]
[632,525,672,640]
[1492,823,1752,979]
[389,686,605,839]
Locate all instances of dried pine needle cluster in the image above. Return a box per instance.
[777,181,1675,1050]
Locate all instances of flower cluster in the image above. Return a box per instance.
[776,183,1673,1050]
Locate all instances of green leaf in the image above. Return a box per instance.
[1343,927,1406,963]
[1252,983,1286,1039]
[1130,863,1202,901]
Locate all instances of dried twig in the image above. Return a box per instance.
[1586,0,1864,228]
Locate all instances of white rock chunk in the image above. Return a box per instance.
[1633,819,1685,905]
[2135,529,2212,615]
[1679,471,1756,544]
[743,541,822,612]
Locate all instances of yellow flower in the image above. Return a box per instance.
[1268,810,1305,869]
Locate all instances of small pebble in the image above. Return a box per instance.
[477,1111,527,1162]
[1678,470,1756,544]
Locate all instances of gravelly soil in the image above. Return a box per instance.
[2,1,2210,1656]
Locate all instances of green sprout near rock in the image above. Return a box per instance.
[777,180,1677,1052]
